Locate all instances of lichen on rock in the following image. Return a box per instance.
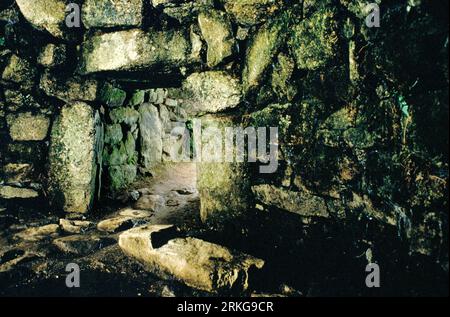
[48,102,102,213]
[198,10,235,67]
[79,28,197,74]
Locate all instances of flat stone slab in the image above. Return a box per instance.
[0,186,40,199]
[119,225,264,293]
[53,234,116,256]
[59,218,94,234]
[14,224,60,242]
[97,215,150,234]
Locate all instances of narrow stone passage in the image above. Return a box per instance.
[133,163,200,227]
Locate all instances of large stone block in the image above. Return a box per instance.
[119,225,264,293]
[79,29,197,74]
[198,10,235,67]
[139,103,162,172]
[196,115,253,224]
[82,0,144,29]
[39,71,100,103]
[15,0,77,40]
[48,102,102,213]
[173,71,242,115]
[242,12,288,93]
[223,0,282,27]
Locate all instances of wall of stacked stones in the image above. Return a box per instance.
[0,0,448,267]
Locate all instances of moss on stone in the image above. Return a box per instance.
[242,10,290,94]
[104,124,123,145]
[198,9,235,67]
[288,7,340,70]
[99,83,127,108]
[109,107,140,126]
[107,165,137,193]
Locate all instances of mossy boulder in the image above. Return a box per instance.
[174,71,242,114]
[242,12,289,93]
[99,83,127,108]
[198,10,235,67]
[15,0,78,40]
[288,7,340,70]
[103,132,137,167]
[150,0,214,24]
[129,90,146,106]
[107,165,137,193]
[39,71,100,103]
[223,0,283,26]
[196,115,253,226]
[271,53,298,101]
[109,107,140,126]
[104,124,123,145]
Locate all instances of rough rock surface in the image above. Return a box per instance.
[0,186,39,199]
[79,29,196,74]
[173,71,242,114]
[39,71,100,103]
[14,224,59,241]
[242,12,288,93]
[1,54,36,90]
[196,115,253,225]
[48,102,102,213]
[59,218,94,234]
[53,234,115,255]
[139,103,162,172]
[6,113,50,141]
[252,184,329,218]
[15,0,74,40]
[82,0,144,29]
[119,225,264,293]
[288,7,340,70]
[198,10,235,67]
[223,0,282,26]
[38,44,67,68]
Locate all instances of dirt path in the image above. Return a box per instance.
[131,162,201,229]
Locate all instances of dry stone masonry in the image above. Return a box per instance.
[0,0,448,296]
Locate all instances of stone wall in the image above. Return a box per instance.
[0,0,448,282]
